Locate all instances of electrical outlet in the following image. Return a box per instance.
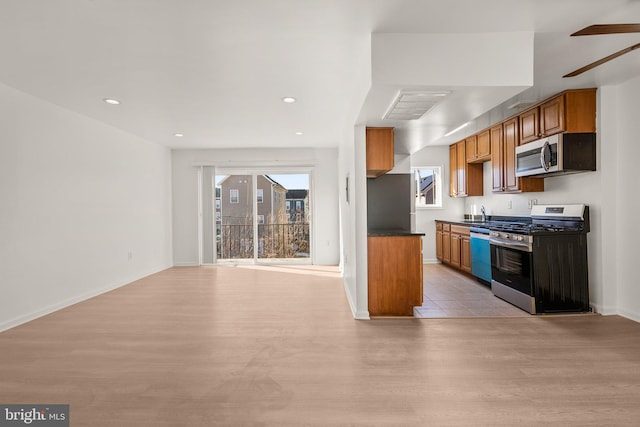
[528,199,538,209]
[507,200,512,209]
[128,251,133,261]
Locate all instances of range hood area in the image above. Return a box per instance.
[515,133,596,178]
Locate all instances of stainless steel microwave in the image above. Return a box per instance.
[515,133,596,178]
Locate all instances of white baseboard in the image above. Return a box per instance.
[0,265,171,333]
[342,277,370,320]
[616,308,640,324]
[584,304,639,324]
[173,262,199,266]
[423,258,440,264]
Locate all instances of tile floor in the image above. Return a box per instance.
[414,263,530,318]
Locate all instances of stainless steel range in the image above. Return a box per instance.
[489,204,590,314]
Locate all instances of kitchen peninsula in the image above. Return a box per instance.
[368,230,424,316]
[366,127,424,316]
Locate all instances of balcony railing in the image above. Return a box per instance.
[217,223,310,259]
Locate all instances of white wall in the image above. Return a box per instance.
[372,32,533,86]
[0,82,173,331]
[338,126,369,319]
[171,148,340,266]
[610,77,640,321]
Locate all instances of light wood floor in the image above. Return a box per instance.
[2,266,640,426]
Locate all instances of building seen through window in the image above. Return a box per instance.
[413,167,442,207]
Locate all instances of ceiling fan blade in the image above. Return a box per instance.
[563,43,640,77]
[571,24,640,36]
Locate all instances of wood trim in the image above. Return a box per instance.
[571,24,640,36]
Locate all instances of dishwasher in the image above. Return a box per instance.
[470,226,492,284]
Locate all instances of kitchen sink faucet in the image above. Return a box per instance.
[481,205,486,222]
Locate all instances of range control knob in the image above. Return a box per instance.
[517,235,524,241]
[504,234,510,239]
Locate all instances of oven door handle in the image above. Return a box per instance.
[490,237,532,252]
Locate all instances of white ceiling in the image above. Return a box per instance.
[1,0,639,154]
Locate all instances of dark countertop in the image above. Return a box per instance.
[368,229,426,237]
[437,219,495,228]
[436,216,531,229]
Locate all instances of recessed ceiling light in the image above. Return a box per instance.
[295,132,303,135]
[174,133,184,137]
[282,97,296,103]
[103,98,120,105]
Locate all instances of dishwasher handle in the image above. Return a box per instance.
[470,231,490,240]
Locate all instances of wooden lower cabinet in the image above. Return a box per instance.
[460,235,472,273]
[436,221,472,275]
[435,223,443,260]
[451,233,461,268]
[368,235,423,316]
[442,224,451,264]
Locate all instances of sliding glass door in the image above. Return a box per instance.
[215,173,254,260]
[213,170,311,263]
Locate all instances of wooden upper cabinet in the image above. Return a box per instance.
[449,144,458,197]
[465,135,477,162]
[467,130,491,163]
[449,140,483,198]
[503,117,520,192]
[490,123,504,192]
[456,140,467,196]
[493,118,544,194]
[540,95,564,136]
[562,89,597,133]
[519,107,540,144]
[366,127,394,178]
[475,129,491,161]
[518,88,596,145]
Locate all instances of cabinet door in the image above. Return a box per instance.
[465,135,477,162]
[450,233,461,268]
[503,117,519,192]
[435,230,443,261]
[475,129,491,161]
[366,127,394,178]
[490,124,504,192]
[449,144,458,197]
[461,236,472,273]
[367,236,423,316]
[443,231,451,263]
[519,107,540,144]
[541,95,565,136]
[456,141,467,196]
